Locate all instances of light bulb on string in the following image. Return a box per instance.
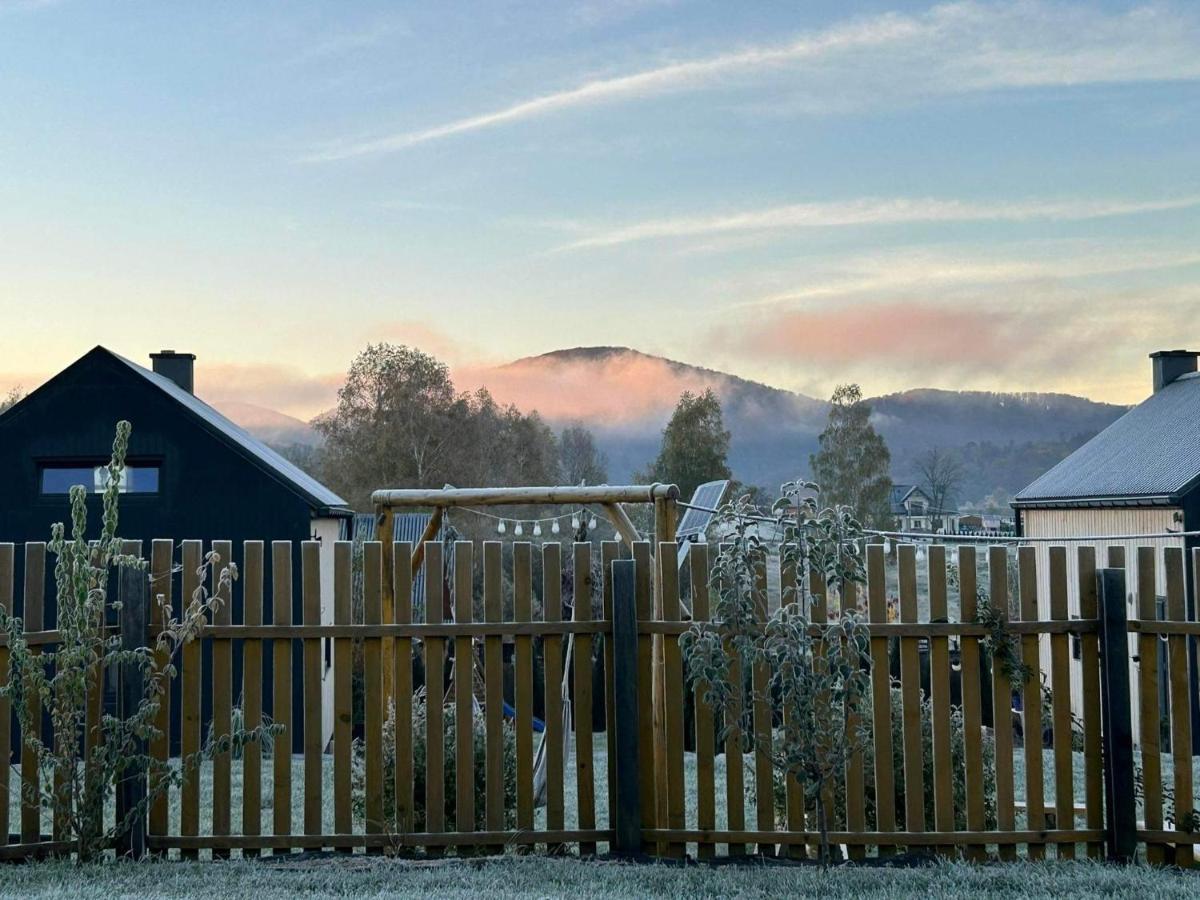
[514,522,524,536]
[532,522,542,537]
[497,520,507,535]
[551,520,560,535]
[882,538,891,554]
[588,515,597,530]
[571,514,580,530]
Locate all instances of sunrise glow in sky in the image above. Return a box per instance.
[1,0,1198,418]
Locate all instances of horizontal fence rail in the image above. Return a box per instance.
[0,538,1197,865]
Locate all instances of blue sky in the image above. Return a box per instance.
[1,0,1197,417]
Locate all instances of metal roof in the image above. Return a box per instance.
[1014,371,1200,506]
[109,349,349,514]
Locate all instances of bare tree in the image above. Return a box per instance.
[916,446,964,531]
[0,386,23,414]
[558,424,608,485]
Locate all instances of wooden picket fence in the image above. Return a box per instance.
[0,537,1198,863]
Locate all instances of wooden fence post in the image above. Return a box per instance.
[116,554,148,859]
[1097,566,1137,863]
[610,558,642,857]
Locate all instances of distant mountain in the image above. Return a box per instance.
[476,347,1129,506]
[208,400,320,447]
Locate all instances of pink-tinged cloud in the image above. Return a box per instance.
[196,362,343,420]
[455,351,725,429]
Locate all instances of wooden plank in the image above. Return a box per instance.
[632,541,659,854]
[1076,546,1103,860]
[423,540,445,849]
[20,543,45,845]
[659,541,687,860]
[333,542,353,845]
[1166,547,1192,868]
[689,544,716,861]
[715,539,745,859]
[1017,546,1045,860]
[116,542,148,859]
[897,544,925,840]
[990,545,1016,861]
[867,544,896,854]
[572,542,597,856]
[651,499,676,848]
[778,553,805,860]
[362,541,383,841]
[1136,545,1163,865]
[393,541,414,836]
[600,540,619,833]
[927,546,953,855]
[610,557,644,857]
[0,544,11,848]
[842,567,866,862]
[1048,547,1074,859]
[272,540,294,847]
[301,541,322,838]
[752,551,774,858]
[483,541,503,852]
[148,539,174,849]
[242,541,264,854]
[1098,562,1137,862]
[642,827,1104,846]
[180,540,202,858]
[211,539,234,858]
[957,547,985,860]
[454,541,475,839]
[543,543,564,854]
[376,506,394,716]
[513,541,534,844]
[147,828,614,852]
[810,561,831,859]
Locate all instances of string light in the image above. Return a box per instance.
[532,522,542,537]
[588,515,597,530]
[514,522,524,536]
[571,514,580,530]
[497,520,507,535]
[551,520,560,535]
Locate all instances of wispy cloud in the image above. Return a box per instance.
[560,195,1200,251]
[305,1,1200,161]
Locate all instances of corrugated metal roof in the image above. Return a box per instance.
[351,512,446,611]
[1015,372,1200,505]
[109,349,349,513]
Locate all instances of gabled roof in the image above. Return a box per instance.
[1,346,348,515]
[1015,372,1200,506]
[890,484,928,514]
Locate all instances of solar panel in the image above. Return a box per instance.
[676,480,731,539]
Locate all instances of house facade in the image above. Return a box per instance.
[0,346,352,751]
[890,484,957,532]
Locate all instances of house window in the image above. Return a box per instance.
[40,462,161,495]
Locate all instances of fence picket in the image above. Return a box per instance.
[272,540,293,848]
[690,544,716,861]
[779,554,806,860]
[180,540,202,858]
[958,547,985,860]
[423,541,445,850]
[301,541,322,840]
[362,541,383,843]
[211,539,233,858]
[752,552,774,858]
[454,541,475,841]
[242,541,264,854]
[1048,547,1074,859]
[1018,546,1045,860]
[990,545,1016,861]
[1077,546,1104,860]
[0,544,10,849]
[483,541,503,852]
[572,542,597,856]
[718,540,745,858]
[514,542,534,844]
[333,541,352,845]
[148,539,174,850]
[898,545,926,841]
[600,540,620,831]
[867,543,896,855]
[633,541,659,854]
[393,541,414,836]
[543,543,565,854]
[659,542,686,860]
[1166,548,1192,868]
[810,561,832,859]
[1136,546,1164,865]
[19,543,44,845]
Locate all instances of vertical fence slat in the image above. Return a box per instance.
[423,540,445,849]
[990,545,1016,861]
[1099,557,1137,862]
[19,543,44,845]
[211,539,233,858]
[1077,546,1104,860]
[362,541,383,842]
[543,543,564,854]
[242,541,264,854]
[842,568,866,861]
[601,539,620,830]
[0,544,10,848]
[573,542,597,856]
[333,541,352,845]
[810,561,831,859]
[659,542,686,860]
[116,541,148,859]
[690,544,716,860]
[483,541,503,852]
[752,552,774,858]
[272,540,294,848]
[958,547,985,860]
[148,539,174,850]
[1048,547,1074,859]
[610,557,643,857]
[1136,545,1164,865]
[632,541,659,855]
[779,554,806,859]
[1017,546,1045,860]
[1166,547,1192,867]
[454,541,475,842]
[301,541,322,840]
[717,540,745,859]
[393,541,414,836]
[180,540,202,858]
[867,544,895,855]
[513,541,534,843]
[898,544,925,840]
[928,546,953,855]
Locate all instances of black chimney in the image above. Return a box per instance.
[1150,350,1198,394]
[150,350,196,394]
